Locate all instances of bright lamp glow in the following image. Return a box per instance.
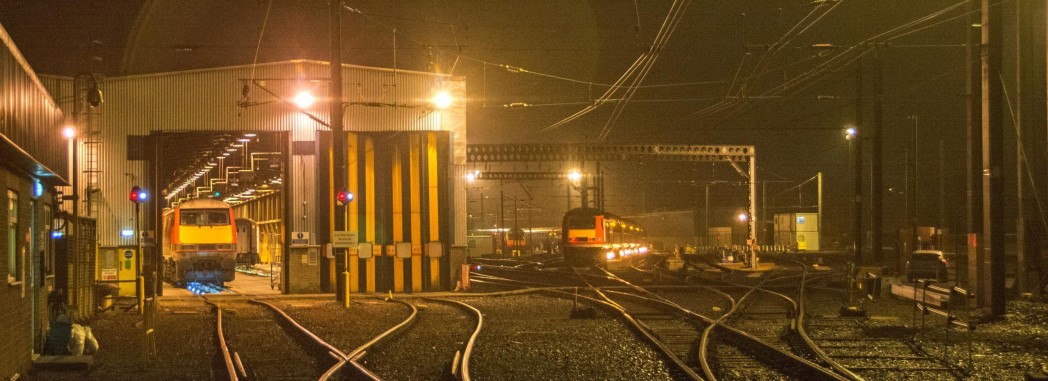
[845,127,857,140]
[292,90,315,109]
[567,170,582,183]
[737,213,749,222]
[62,126,76,139]
[120,229,134,238]
[432,90,454,109]
[465,172,476,182]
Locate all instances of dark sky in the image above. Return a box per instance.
[2,0,1038,239]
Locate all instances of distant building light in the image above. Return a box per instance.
[51,231,64,239]
[32,179,44,198]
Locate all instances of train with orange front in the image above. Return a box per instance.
[561,207,649,267]
[162,198,238,286]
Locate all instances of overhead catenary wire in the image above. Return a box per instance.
[598,0,693,141]
[693,0,971,123]
[542,0,692,137]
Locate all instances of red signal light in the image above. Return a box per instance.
[336,191,354,205]
[130,186,141,202]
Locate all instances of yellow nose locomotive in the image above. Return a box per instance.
[162,198,238,286]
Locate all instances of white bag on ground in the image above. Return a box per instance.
[67,324,85,355]
[83,326,99,354]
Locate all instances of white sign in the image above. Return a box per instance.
[357,242,374,259]
[427,242,444,258]
[395,242,412,259]
[292,231,310,245]
[332,231,358,248]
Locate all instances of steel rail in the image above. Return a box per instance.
[794,264,866,381]
[422,298,483,381]
[247,299,372,380]
[202,299,239,381]
[638,258,848,381]
[539,288,706,381]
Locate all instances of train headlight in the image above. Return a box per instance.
[605,252,616,260]
[639,246,649,254]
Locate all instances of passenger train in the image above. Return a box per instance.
[561,207,649,267]
[162,198,238,286]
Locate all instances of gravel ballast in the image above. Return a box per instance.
[462,293,674,381]
[357,300,475,379]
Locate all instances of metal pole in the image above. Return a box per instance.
[855,47,864,269]
[330,0,348,306]
[965,0,983,298]
[852,132,863,268]
[912,115,919,252]
[1014,0,1027,293]
[71,133,78,308]
[748,156,758,265]
[705,183,710,246]
[872,50,884,263]
[817,172,823,250]
[982,0,1006,316]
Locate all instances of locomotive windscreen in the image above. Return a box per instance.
[181,209,232,226]
[564,214,596,229]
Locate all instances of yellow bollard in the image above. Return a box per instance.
[342,271,351,307]
[137,276,145,315]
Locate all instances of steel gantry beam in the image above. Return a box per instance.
[466,144,754,163]
[465,144,759,256]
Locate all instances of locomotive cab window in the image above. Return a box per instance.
[564,215,595,229]
[181,209,231,226]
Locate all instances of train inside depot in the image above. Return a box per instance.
[162,198,238,286]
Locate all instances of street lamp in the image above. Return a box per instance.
[737,212,749,222]
[567,170,582,184]
[845,125,863,267]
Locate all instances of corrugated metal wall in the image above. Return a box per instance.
[0,24,68,183]
[73,60,463,246]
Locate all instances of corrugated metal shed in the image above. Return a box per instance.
[68,60,464,246]
[0,23,68,184]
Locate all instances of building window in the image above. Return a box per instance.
[7,190,19,281]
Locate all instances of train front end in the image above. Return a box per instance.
[166,200,238,285]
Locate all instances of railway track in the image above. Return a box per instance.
[354,297,483,381]
[214,299,336,380]
[470,254,846,380]
[798,275,967,381]
[204,294,420,381]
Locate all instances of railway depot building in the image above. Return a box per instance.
[39,60,468,296]
[1,18,468,379]
[0,26,70,378]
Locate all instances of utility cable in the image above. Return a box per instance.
[999,73,1048,233]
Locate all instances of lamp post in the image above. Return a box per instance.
[846,126,863,268]
[62,126,78,307]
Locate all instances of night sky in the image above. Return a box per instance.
[1,0,1039,240]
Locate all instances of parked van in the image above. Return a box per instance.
[906,250,948,282]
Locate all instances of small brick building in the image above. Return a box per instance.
[0,24,69,378]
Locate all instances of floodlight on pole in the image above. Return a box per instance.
[432,90,454,110]
[293,90,315,109]
[845,126,858,140]
[62,126,77,139]
[567,170,582,184]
